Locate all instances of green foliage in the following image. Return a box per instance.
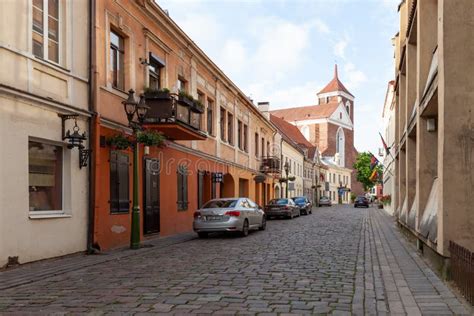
[136,130,166,147]
[179,90,194,101]
[353,152,383,191]
[106,133,131,150]
[351,192,356,202]
[380,195,391,206]
[143,87,170,95]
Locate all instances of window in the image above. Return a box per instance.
[255,133,259,157]
[177,165,188,210]
[340,112,342,119]
[32,0,60,63]
[227,112,234,145]
[110,30,125,90]
[261,137,265,157]
[267,141,270,157]
[177,77,186,92]
[207,99,214,135]
[29,140,63,211]
[148,53,164,89]
[110,151,130,213]
[220,107,226,141]
[243,125,248,152]
[237,120,243,150]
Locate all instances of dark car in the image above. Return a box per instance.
[354,196,369,208]
[319,196,332,207]
[264,198,300,219]
[291,196,312,215]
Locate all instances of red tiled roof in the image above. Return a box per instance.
[317,64,354,97]
[269,102,340,122]
[270,114,313,149]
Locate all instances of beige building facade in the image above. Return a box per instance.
[0,0,90,266]
[382,81,396,215]
[393,0,474,272]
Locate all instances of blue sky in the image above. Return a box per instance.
[157,0,399,155]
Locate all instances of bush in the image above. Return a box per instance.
[136,130,166,147]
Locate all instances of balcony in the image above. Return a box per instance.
[142,91,207,141]
[260,156,281,174]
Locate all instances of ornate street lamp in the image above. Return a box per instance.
[122,89,149,249]
[59,114,91,169]
[283,161,289,198]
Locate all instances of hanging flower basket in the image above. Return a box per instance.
[288,176,296,181]
[136,130,166,147]
[106,133,131,150]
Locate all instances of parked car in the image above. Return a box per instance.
[291,196,312,215]
[193,198,266,238]
[319,196,332,207]
[264,198,300,219]
[354,196,369,208]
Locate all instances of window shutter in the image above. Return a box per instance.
[110,151,118,212]
[183,166,188,208]
[118,152,130,212]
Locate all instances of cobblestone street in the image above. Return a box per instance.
[0,206,470,315]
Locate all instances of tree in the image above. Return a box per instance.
[353,152,383,191]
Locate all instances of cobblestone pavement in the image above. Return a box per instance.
[0,205,471,315]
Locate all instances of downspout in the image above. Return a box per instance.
[87,0,98,253]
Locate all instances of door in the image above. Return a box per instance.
[143,158,160,234]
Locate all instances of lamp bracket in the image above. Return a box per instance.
[59,113,79,140]
[79,148,92,169]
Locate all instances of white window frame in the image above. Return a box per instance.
[28,137,67,217]
[32,0,62,65]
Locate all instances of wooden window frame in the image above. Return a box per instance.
[109,151,130,214]
[177,165,188,211]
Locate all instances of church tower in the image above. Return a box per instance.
[317,64,355,123]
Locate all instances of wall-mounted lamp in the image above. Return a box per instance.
[59,114,91,169]
[427,118,436,132]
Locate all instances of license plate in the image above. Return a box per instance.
[205,215,221,221]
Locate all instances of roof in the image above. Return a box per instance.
[269,102,340,122]
[270,114,314,148]
[317,64,354,97]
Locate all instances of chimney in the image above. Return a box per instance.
[257,101,270,120]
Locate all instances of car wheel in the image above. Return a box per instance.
[197,232,208,238]
[259,216,266,231]
[241,219,249,237]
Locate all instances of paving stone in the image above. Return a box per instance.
[0,206,470,315]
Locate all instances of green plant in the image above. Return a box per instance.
[288,176,296,181]
[144,87,170,94]
[351,192,356,203]
[380,194,391,206]
[179,90,194,101]
[107,133,131,150]
[136,130,166,147]
[353,152,383,191]
[193,99,205,113]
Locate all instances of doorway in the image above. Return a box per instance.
[143,158,160,234]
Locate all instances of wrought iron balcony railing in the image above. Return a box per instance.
[260,156,281,174]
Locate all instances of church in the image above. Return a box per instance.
[270,65,364,195]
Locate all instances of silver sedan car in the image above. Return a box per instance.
[193,198,266,238]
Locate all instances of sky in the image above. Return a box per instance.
[156,0,399,155]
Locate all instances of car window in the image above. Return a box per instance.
[202,199,238,208]
[288,199,295,205]
[248,199,258,208]
[293,197,306,203]
[241,199,252,209]
[269,199,288,205]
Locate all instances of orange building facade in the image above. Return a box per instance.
[90,0,279,251]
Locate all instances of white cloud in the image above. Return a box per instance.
[334,37,348,60]
[310,19,331,34]
[218,39,247,77]
[247,80,323,109]
[343,62,367,90]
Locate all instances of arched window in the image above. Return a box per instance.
[301,125,310,141]
[336,127,345,167]
[345,101,351,116]
[339,112,342,119]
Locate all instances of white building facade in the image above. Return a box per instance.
[381,81,396,215]
[0,0,90,266]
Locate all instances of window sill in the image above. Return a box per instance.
[101,85,128,99]
[29,213,72,220]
